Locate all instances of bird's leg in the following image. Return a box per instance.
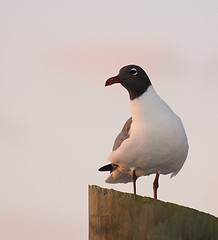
[153,173,160,199]
[132,170,137,195]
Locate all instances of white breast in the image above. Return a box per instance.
[108,86,188,182]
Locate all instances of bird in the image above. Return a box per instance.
[99,65,188,199]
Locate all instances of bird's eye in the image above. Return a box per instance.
[130,68,138,75]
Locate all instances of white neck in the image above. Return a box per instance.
[130,86,173,124]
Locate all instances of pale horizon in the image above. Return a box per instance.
[1,1,218,239]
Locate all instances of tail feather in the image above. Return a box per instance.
[99,164,132,183]
[98,163,118,172]
[106,169,132,183]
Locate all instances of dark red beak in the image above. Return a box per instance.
[105,76,126,87]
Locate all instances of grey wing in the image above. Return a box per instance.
[112,117,132,151]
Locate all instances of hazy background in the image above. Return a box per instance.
[1,0,218,239]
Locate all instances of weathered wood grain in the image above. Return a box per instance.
[89,185,218,240]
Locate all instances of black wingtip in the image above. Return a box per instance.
[99,164,113,172]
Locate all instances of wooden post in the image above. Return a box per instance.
[89,185,218,240]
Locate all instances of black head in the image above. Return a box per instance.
[105,65,151,100]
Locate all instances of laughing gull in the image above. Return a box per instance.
[99,65,188,199]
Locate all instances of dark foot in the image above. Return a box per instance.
[153,173,160,199]
[132,170,137,195]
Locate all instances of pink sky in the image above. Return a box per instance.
[1,1,218,239]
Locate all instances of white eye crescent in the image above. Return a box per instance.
[130,68,138,75]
